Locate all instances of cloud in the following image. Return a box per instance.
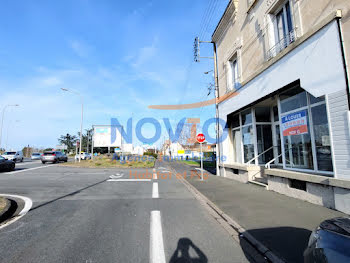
[69,40,91,58]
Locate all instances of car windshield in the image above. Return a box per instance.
[43,152,54,155]
[32,153,41,156]
[4,152,16,155]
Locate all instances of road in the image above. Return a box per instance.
[0,160,259,263]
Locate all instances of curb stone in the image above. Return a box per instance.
[169,165,286,263]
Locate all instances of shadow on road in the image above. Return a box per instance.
[169,237,208,263]
[239,227,311,263]
[30,178,108,212]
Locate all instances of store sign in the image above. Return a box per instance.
[281,110,308,136]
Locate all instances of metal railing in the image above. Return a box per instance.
[246,145,276,165]
[267,29,297,60]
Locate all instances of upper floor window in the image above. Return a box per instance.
[230,58,239,90]
[267,1,296,60]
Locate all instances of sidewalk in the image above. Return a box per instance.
[169,161,346,263]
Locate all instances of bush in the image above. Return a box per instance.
[143,152,158,159]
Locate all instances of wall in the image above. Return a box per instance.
[327,90,350,180]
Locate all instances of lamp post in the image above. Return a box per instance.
[61,88,83,162]
[0,104,19,151]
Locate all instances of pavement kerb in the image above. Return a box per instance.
[168,165,285,263]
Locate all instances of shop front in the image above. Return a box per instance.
[227,81,333,176]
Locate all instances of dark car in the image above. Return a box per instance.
[304,217,350,263]
[0,155,15,172]
[41,151,68,164]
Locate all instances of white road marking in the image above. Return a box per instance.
[152,182,159,198]
[0,194,33,230]
[107,179,151,182]
[153,173,158,179]
[150,211,166,263]
[109,174,123,179]
[158,167,167,170]
[4,164,57,175]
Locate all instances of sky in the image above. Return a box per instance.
[0,0,228,150]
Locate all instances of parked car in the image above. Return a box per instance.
[304,217,350,263]
[0,155,15,171]
[41,151,68,164]
[75,152,91,161]
[2,151,24,162]
[31,152,41,160]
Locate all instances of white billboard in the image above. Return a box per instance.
[93,125,122,147]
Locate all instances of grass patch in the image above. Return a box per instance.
[178,160,216,168]
[0,197,7,213]
[60,155,155,168]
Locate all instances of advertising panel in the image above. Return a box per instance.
[281,110,308,136]
[93,125,122,147]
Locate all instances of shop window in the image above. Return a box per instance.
[255,107,271,122]
[273,106,279,122]
[241,109,252,125]
[257,124,273,164]
[311,104,333,172]
[231,114,240,128]
[309,94,325,104]
[242,125,254,163]
[280,87,307,113]
[232,129,242,163]
[282,110,314,169]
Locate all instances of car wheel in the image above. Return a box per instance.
[21,158,23,162]
[42,161,46,164]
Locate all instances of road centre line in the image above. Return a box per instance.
[150,211,166,263]
[4,164,57,175]
[152,182,159,198]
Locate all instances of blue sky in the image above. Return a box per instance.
[0,0,228,150]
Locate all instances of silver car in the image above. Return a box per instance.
[2,151,24,162]
[31,152,41,160]
[41,151,68,164]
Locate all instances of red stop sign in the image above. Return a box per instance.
[196,133,205,143]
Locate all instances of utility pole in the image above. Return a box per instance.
[194,37,221,177]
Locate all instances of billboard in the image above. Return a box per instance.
[281,110,308,136]
[93,125,122,147]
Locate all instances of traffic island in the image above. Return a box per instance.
[60,155,155,168]
[0,197,18,224]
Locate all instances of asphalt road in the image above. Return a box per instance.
[0,160,258,263]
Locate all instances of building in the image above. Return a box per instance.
[213,0,350,213]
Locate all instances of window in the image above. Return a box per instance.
[311,104,333,172]
[230,58,239,90]
[242,125,254,163]
[280,87,307,113]
[267,1,295,59]
[241,109,252,125]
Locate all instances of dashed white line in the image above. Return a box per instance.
[152,182,159,198]
[150,211,166,263]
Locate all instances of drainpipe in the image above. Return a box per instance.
[336,11,350,110]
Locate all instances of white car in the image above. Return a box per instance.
[2,151,24,162]
[75,152,91,161]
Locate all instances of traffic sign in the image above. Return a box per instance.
[196,133,205,143]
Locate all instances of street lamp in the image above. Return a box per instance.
[204,70,213,75]
[0,104,19,151]
[61,88,84,162]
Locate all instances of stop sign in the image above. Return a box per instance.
[196,133,205,143]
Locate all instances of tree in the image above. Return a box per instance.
[58,133,77,152]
